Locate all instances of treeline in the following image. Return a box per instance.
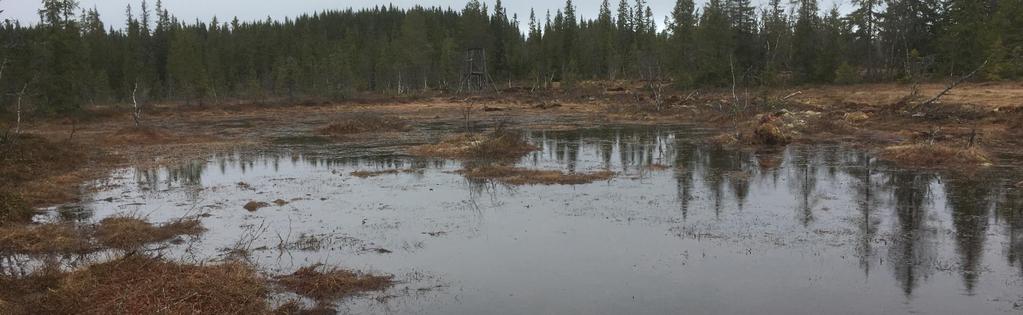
[1,0,1022,114]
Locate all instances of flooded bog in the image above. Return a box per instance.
[71,125,1023,314]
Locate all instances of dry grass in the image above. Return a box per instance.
[0,134,88,206]
[0,223,94,255]
[94,216,204,251]
[0,192,33,226]
[408,130,537,160]
[316,114,409,136]
[20,256,270,315]
[881,144,992,168]
[275,264,393,301]
[458,165,615,185]
[105,126,175,145]
[0,263,66,313]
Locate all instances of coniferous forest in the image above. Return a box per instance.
[2,0,1023,114]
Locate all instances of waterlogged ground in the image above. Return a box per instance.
[65,125,1023,314]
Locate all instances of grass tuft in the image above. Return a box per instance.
[409,130,537,160]
[0,223,94,255]
[34,256,268,315]
[94,216,204,251]
[275,264,393,301]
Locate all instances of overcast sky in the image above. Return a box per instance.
[2,0,851,31]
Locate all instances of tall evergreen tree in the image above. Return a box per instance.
[792,0,820,82]
[37,0,85,113]
[669,0,696,84]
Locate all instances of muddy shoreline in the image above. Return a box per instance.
[10,81,1023,207]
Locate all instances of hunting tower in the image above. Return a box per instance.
[459,48,497,93]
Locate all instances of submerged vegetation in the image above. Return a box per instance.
[881,144,992,168]
[458,165,615,185]
[350,169,421,178]
[317,114,410,137]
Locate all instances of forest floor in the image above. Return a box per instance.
[1,81,1022,312]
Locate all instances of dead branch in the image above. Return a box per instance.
[684,90,699,102]
[0,58,7,82]
[15,83,26,134]
[730,55,739,106]
[780,91,803,101]
[131,81,142,127]
[919,59,989,108]
[66,120,77,144]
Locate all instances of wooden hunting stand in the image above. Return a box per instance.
[458,48,497,93]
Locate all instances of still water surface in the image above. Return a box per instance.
[74,125,1023,314]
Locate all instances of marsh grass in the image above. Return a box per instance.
[8,256,270,315]
[0,223,94,256]
[0,192,33,226]
[317,114,409,136]
[94,216,205,251]
[881,143,991,168]
[409,130,537,160]
[275,263,394,301]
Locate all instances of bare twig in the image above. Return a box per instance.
[14,83,26,134]
[65,120,77,144]
[131,81,142,127]
[780,91,803,101]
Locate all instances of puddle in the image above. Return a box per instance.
[72,125,1023,314]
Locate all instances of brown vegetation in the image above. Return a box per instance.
[0,134,89,206]
[316,114,409,136]
[458,165,615,185]
[0,223,93,255]
[408,130,537,160]
[94,216,205,251]
[881,144,992,168]
[275,264,393,301]
[0,256,270,315]
[106,126,175,145]
[0,192,33,226]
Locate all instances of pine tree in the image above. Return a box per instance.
[850,0,880,80]
[881,0,941,80]
[669,0,696,85]
[694,0,733,85]
[761,0,791,84]
[38,0,85,114]
[792,0,820,82]
[596,0,615,78]
[939,0,992,74]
